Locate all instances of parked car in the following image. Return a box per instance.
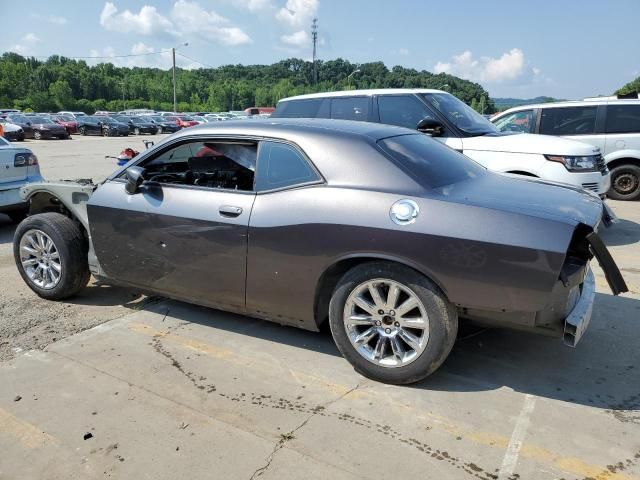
[272,89,612,196]
[166,115,199,128]
[146,116,181,133]
[492,97,640,201]
[77,116,129,137]
[16,116,68,140]
[245,107,275,116]
[51,114,78,135]
[12,119,626,384]
[0,137,42,222]
[113,115,160,135]
[0,119,25,141]
[57,111,86,119]
[5,114,35,138]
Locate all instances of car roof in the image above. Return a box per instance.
[278,88,445,102]
[496,98,640,116]
[170,117,415,142]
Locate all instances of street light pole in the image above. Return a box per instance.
[121,80,125,111]
[172,42,188,113]
[346,67,360,89]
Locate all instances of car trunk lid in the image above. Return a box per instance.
[0,146,29,183]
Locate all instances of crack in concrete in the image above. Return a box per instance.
[248,383,362,480]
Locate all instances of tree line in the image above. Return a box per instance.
[0,52,496,114]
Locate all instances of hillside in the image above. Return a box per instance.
[493,96,563,110]
[0,52,496,114]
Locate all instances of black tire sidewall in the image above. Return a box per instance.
[329,262,458,384]
[13,213,89,300]
[608,164,640,201]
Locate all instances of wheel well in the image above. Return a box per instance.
[313,257,445,328]
[606,157,640,170]
[28,192,89,240]
[506,170,538,177]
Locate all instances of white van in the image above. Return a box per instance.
[492,96,640,200]
[272,89,611,196]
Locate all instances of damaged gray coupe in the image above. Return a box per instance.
[12,119,627,384]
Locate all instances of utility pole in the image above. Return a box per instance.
[121,80,125,111]
[311,18,318,85]
[171,42,188,113]
[172,47,177,113]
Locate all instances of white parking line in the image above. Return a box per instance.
[497,394,537,479]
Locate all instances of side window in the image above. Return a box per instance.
[605,105,640,134]
[378,95,434,129]
[272,98,328,118]
[330,97,369,121]
[493,110,535,133]
[540,106,597,135]
[256,141,320,191]
[138,140,257,191]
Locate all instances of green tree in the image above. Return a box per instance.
[49,79,73,110]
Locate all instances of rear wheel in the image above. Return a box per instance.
[79,126,86,136]
[608,164,640,201]
[329,262,458,384]
[13,213,90,300]
[103,127,110,137]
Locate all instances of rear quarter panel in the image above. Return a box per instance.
[246,185,574,330]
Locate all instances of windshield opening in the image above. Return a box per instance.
[421,93,498,136]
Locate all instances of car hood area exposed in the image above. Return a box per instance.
[435,172,604,228]
[461,132,601,156]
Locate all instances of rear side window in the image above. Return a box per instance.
[378,95,434,129]
[540,106,597,135]
[330,97,369,121]
[378,134,485,189]
[605,105,640,134]
[493,110,535,133]
[256,141,320,191]
[272,99,328,118]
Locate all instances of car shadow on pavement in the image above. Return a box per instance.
[420,292,640,414]
[132,292,639,415]
[0,217,16,243]
[600,219,640,246]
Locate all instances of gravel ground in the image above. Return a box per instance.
[0,134,166,361]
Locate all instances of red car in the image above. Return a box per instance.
[52,114,78,134]
[166,115,198,129]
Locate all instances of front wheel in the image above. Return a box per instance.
[13,213,90,300]
[329,262,458,384]
[79,126,86,136]
[33,130,42,140]
[608,164,640,201]
[134,127,140,135]
[156,126,162,134]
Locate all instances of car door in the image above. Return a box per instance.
[539,105,605,151]
[87,137,257,311]
[603,103,640,155]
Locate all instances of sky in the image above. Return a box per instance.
[2,0,638,99]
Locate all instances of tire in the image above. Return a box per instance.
[156,126,162,134]
[608,164,640,201]
[329,261,458,384]
[103,128,110,137]
[134,127,140,135]
[33,130,42,140]
[79,126,86,136]
[13,213,90,300]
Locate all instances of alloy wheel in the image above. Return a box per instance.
[343,278,429,368]
[19,229,62,289]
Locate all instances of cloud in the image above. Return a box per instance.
[23,33,40,44]
[280,30,308,46]
[232,0,273,11]
[48,15,68,25]
[397,48,409,56]
[434,48,538,84]
[170,0,252,45]
[87,43,199,70]
[275,0,318,27]
[99,2,177,37]
[97,1,251,46]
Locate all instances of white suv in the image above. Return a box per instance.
[492,96,640,200]
[272,89,611,196]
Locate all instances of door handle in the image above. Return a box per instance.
[219,205,243,217]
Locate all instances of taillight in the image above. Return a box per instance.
[14,153,38,167]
